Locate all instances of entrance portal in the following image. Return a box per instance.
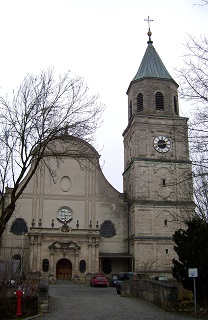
[56,258,72,280]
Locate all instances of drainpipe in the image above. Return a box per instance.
[124,192,132,271]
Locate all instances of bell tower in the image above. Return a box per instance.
[123,23,193,274]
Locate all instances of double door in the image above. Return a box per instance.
[56,258,72,280]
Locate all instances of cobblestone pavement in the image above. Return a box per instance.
[37,282,198,320]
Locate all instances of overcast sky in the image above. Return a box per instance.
[0,0,207,192]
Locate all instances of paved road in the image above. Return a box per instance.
[38,282,197,320]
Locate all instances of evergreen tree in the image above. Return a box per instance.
[172,218,208,305]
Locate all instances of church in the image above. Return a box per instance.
[0,28,193,281]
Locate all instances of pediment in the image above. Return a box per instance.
[49,241,80,250]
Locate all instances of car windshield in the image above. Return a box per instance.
[118,274,130,280]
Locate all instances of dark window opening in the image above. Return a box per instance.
[174,96,178,115]
[155,92,164,110]
[79,260,86,273]
[12,254,21,261]
[164,219,167,226]
[102,258,112,274]
[162,179,166,186]
[12,254,21,273]
[42,259,49,272]
[129,101,132,119]
[166,249,169,254]
[137,93,143,112]
[10,218,28,235]
[100,220,116,238]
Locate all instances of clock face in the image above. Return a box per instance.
[57,207,72,222]
[153,136,170,153]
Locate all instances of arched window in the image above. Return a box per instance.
[79,260,86,273]
[155,92,164,110]
[100,220,116,238]
[129,100,132,120]
[102,259,112,274]
[42,259,49,272]
[174,96,178,115]
[137,93,143,112]
[12,254,21,261]
[12,254,21,274]
[10,218,28,235]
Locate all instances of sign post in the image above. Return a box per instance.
[188,268,198,315]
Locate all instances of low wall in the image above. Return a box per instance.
[38,277,49,313]
[121,280,179,311]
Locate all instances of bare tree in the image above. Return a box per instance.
[196,0,208,5]
[192,166,208,220]
[175,32,208,174]
[0,68,104,237]
[176,30,208,220]
[176,34,208,104]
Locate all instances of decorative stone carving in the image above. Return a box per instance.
[49,241,80,251]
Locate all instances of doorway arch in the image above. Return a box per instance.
[56,258,72,280]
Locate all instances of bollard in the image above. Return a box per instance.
[15,287,24,316]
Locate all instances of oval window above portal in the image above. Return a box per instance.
[100,220,116,238]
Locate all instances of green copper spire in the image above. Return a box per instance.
[133,20,174,82]
[133,42,173,81]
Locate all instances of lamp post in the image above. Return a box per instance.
[20,232,24,277]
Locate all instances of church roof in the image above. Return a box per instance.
[126,29,178,94]
[133,41,173,81]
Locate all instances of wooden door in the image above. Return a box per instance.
[56,258,72,280]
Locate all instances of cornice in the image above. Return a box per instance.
[131,235,173,240]
[123,157,192,175]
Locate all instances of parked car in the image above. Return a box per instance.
[116,272,149,295]
[154,276,168,281]
[90,274,108,287]
[108,275,117,287]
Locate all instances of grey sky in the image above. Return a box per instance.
[0,0,207,191]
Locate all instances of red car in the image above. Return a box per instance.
[90,274,108,287]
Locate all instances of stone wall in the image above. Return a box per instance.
[38,277,49,313]
[121,280,179,311]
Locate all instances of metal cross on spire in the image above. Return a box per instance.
[144,16,153,30]
[144,16,153,43]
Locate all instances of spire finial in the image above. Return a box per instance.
[144,16,153,44]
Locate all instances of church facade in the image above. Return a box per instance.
[0,30,193,281]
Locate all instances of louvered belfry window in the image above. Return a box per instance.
[155,92,164,110]
[174,96,178,114]
[129,100,132,119]
[137,93,143,111]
